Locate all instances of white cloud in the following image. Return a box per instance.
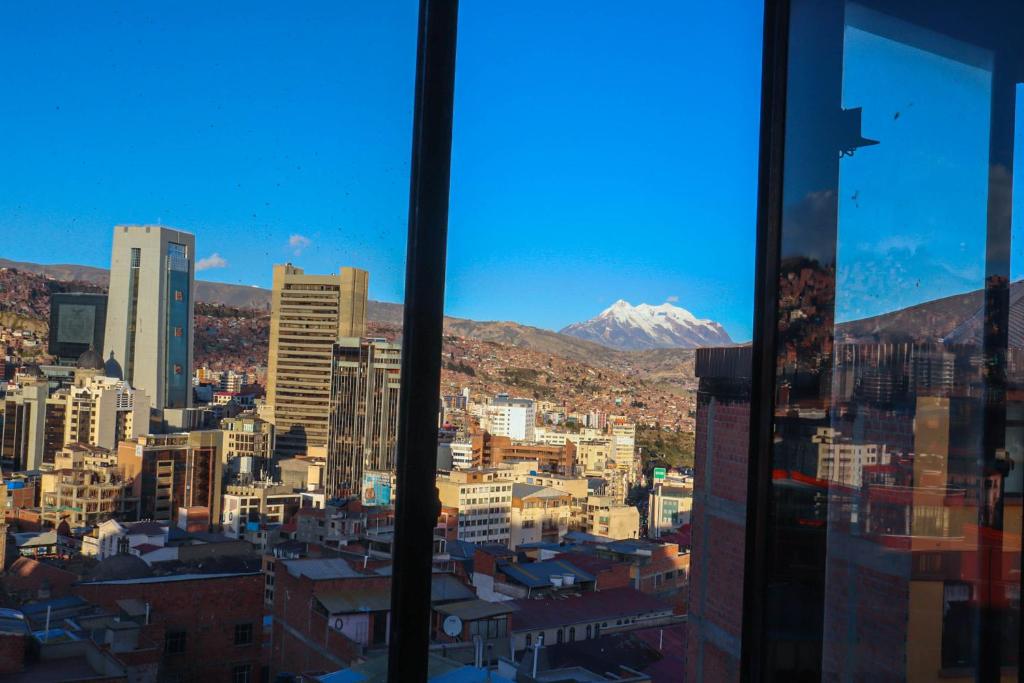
[666,295,679,303]
[288,234,312,256]
[195,252,228,271]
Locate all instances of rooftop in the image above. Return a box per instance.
[511,483,569,500]
[510,588,673,632]
[283,557,368,580]
[498,559,594,589]
[434,599,518,621]
[317,586,392,614]
[430,574,476,603]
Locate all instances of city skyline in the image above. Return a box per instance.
[0,1,763,341]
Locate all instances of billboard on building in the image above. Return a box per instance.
[362,470,393,506]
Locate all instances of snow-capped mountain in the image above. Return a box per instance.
[559,300,733,351]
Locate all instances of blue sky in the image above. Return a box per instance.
[0,2,763,340]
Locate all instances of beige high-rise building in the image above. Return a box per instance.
[63,352,150,451]
[267,264,369,457]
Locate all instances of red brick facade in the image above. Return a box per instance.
[74,573,265,682]
[686,364,750,683]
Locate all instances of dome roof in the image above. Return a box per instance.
[76,348,105,371]
[88,553,153,581]
[104,352,123,380]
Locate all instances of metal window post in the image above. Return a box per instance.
[388,1,459,682]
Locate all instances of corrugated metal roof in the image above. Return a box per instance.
[430,574,475,603]
[316,586,392,614]
[498,559,594,589]
[434,599,518,621]
[284,558,365,580]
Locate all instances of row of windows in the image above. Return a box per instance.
[459,497,511,505]
[462,528,509,538]
[459,516,509,526]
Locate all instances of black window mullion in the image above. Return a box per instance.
[387,2,459,682]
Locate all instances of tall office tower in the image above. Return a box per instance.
[103,225,195,412]
[266,264,369,457]
[326,337,401,497]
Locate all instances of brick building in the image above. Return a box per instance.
[74,569,264,682]
[269,557,392,677]
[686,346,750,682]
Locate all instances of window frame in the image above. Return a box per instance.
[385,2,460,683]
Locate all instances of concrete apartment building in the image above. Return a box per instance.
[63,351,149,451]
[648,476,693,538]
[220,413,275,480]
[326,338,401,497]
[482,394,536,441]
[221,482,301,541]
[576,437,614,472]
[0,371,66,471]
[468,431,576,474]
[812,426,889,487]
[266,264,369,457]
[40,444,137,528]
[103,225,195,412]
[117,431,224,525]
[608,415,638,482]
[437,469,513,546]
[509,483,571,549]
[585,495,640,539]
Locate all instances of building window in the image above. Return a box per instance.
[164,630,186,655]
[568,626,576,642]
[231,664,251,683]
[556,628,563,644]
[234,622,253,646]
[525,633,532,648]
[174,326,183,337]
[174,290,183,301]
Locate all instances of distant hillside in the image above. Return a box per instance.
[0,256,410,317]
[0,257,678,368]
[835,288,988,342]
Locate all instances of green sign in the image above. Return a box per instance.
[653,467,667,480]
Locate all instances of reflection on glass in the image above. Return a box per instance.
[765,1,1023,680]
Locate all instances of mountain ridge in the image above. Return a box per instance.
[560,299,734,351]
[1,257,696,368]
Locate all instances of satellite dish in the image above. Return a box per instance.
[442,615,463,638]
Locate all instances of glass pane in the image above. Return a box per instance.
[439,2,760,680]
[764,0,1024,679]
[0,3,416,682]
